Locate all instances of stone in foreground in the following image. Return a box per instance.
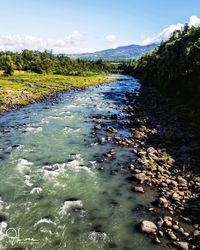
[140,220,158,234]
[173,241,189,250]
[134,186,144,193]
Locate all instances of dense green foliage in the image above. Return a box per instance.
[0,50,115,76]
[120,25,200,126]
[0,54,15,76]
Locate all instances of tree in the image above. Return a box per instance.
[120,25,200,126]
[0,55,15,76]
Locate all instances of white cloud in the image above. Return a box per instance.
[110,44,119,49]
[105,34,117,43]
[54,47,95,54]
[0,32,93,54]
[188,15,200,27]
[142,16,200,45]
[66,31,83,45]
[142,23,184,45]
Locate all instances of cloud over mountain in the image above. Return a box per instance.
[142,16,200,45]
[105,34,117,43]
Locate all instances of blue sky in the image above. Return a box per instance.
[0,0,200,53]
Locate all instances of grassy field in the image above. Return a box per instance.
[0,72,115,112]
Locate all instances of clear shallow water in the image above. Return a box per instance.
[0,76,172,249]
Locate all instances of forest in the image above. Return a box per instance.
[120,25,200,126]
[1,25,200,126]
[0,50,116,76]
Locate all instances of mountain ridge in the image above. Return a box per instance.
[68,43,158,61]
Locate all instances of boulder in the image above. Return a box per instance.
[166,229,177,240]
[177,176,188,187]
[134,186,144,193]
[193,229,200,237]
[147,147,157,154]
[165,220,172,227]
[133,130,145,140]
[133,173,147,183]
[157,196,169,208]
[98,137,106,144]
[157,218,164,228]
[94,124,101,130]
[154,237,161,244]
[173,241,189,250]
[173,225,179,230]
[140,220,158,234]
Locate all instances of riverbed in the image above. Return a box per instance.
[0,75,173,249]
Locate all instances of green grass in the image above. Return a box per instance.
[0,72,115,112]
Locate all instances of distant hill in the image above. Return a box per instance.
[68,43,158,61]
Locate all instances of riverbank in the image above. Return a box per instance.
[93,84,200,249]
[0,72,115,112]
[0,76,164,250]
[126,86,200,249]
[0,75,199,249]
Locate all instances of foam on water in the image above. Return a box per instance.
[30,187,43,194]
[60,200,83,215]
[24,175,33,186]
[88,231,109,242]
[34,218,55,227]
[40,118,50,124]
[63,127,81,135]
[41,163,66,180]
[26,126,43,133]
[0,197,5,210]
[65,104,76,109]
[42,169,62,180]
[7,144,24,151]
[15,144,24,150]
[16,159,33,174]
[89,161,97,166]
[66,158,93,174]
[47,116,63,120]
[0,222,8,241]
[63,115,75,120]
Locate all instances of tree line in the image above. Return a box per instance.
[0,50,117,76]
[120,25,200,126]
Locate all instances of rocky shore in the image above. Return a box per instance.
[0,74,115,113]
[93,85,200,249]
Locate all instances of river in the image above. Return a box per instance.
[0,75,173,249]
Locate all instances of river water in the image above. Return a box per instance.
[0,76,172,249]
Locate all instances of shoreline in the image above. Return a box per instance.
[93,84,200,249]
[0,73,116,113]
[1,75,199,249]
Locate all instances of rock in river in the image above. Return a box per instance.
[133,130,145,140]
[98,137,106,144]
[105,126,118,133]
[134,186,144,193]
[173,241,189,250]
[156,196,169,208]
[133,173,147,184]
[166,229,177,240]
[94,124,102,130]
[140,220,158,234]
[154,237,161,244]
